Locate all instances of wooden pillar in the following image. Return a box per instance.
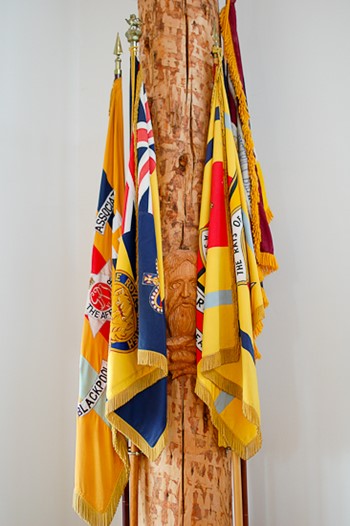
[136,1,233,524]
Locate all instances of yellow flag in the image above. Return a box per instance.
[196,63,264,459]
[73,77,128,526]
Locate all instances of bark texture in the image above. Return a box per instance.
[139,0,218,253]
[137,1,233,524]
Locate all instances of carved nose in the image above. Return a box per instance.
[182,281,190,298]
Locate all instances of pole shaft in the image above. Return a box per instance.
[232,452,243,526]
[122,483,130,526]
[129,444,140,526]
[241,460,249,526]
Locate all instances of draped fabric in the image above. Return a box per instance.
[196,62,264,460]
[220,0,278,281]
[106,67,167,466]
[74,77,128,526]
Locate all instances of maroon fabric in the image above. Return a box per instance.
[258,185,274,255]
[226,71,238,127]
[229,0,246,93]
[228,0,275,258]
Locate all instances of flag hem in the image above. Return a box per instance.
[200,344,241,372]
[109,411,167,462]
[195,379,262,460]
[73,466,129,526]
[106,366,167,415]
[220,1,278,278]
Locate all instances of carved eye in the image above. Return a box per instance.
[171,280,182,290]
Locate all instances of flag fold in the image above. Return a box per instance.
[220,0,278,281]
[74,76,128,526]
[106,66,167,466]
[196,61,264,460]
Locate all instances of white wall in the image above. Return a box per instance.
[0,0,135,525]
[1,0,349,525]
[237,1,350,525]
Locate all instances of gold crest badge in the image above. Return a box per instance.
[110,271,138,352]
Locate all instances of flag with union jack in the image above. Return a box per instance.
[106,63,168,466]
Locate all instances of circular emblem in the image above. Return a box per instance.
[90,282,112,312]
[150,288,163,314]
[111,271,138,352]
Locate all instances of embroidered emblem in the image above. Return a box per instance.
[90,282,112,312]
[85,264,113,332]
[142,260,163,314]
[110,271,138,352]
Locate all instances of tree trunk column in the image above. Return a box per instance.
[139,0,218,253]
[137,1,233,524]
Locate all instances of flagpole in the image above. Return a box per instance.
[241,459,249,526]
[125,15,142,526]
[112,32,131,526]
[129,444,141,526]
[232,452,243,526]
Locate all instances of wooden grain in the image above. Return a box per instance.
[139,0,218,255]
[137,1,233,524]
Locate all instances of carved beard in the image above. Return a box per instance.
[167,302,196,337]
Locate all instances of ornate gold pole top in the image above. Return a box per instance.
[212,28,222,63]
[114,33,123,78]
[125,14,142,50]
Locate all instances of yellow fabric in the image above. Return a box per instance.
[196,63,263,460]
[106,68,167,462]
[74,78,128,526]
[220,0,278,279]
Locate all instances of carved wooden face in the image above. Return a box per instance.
[164,251,197,337]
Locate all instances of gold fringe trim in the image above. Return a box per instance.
[73,466,129,526]
[112,428,130,469]
[253,320,264,341]
[253,342,261,361]
[220,4,278,279]
[265,207,274,223]
[200,343,241,373]
[252,304,265,339]
[105,367,167,416]
[109,411,167,462]
[201,369,243,399]
[138,349,168,373]
[195,381,262,460]
[261,287,269,309]
[257,252,279,278]
[256,161,274,223]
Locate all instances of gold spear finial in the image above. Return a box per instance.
[125,13,142,50]
[114,33,123,78]
[212,27,222,63]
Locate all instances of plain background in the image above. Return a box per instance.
[1,0,350,525]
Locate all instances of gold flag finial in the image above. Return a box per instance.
[114,33,123,78]
[125,14,142,50]
[212,28,222,63]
